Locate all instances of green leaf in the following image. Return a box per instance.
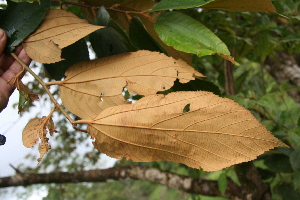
[218,173,228,195]
[257,167,276,180]
[235,71,249,93]
[154,11,230,58]
[253,31,274,62]
[129,17,165,53]
[152,0,213,11]
[18,91,28,113]
[278,183,300,200]
[293,171,300,189]
[288,129,300,149]
[0,0,50,52]
[291,16,300,21]
[90,6,134,58]
[44,39,89,81]
[290,149,300,172]
[264,154,293,173]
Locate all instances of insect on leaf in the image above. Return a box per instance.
[23,9,103,64]
[59,50,203,120]
[87,91,287,172]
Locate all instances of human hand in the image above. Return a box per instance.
[0,28,32,112]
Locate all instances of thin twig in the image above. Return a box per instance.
[45,81,64,86]
[51,0,94,9]
[9,164,21,174]
[72,124,88,133]
[11,53,74,124]
[50,0,150,16]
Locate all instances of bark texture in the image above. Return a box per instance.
[0,166,243,199]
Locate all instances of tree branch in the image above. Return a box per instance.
[0,166,242,199]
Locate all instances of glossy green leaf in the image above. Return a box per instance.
[129,17,165,53]
[218,173,228,195]
[0,0,50,52]
[44,39,89,81]
[154,11,230,58]
[152,0,213,11]
[90,6,134,58]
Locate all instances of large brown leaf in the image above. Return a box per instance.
[23,9,103,63]
[201,0,277,13]
[87,91,287,171]
[60,50,203,120]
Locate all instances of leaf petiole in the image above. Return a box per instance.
[11,53,74,124]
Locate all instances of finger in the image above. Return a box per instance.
[0,31,26,71]
[0,48,32,98]
[0,29,7,77]
[0,29,6,56]
[3,48,31,83]
[0,44,31,75]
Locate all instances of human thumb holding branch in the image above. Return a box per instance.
[0,28,31,112]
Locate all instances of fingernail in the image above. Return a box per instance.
[0,29,5,40]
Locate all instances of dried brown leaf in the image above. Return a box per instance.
[22,118,41,148]
[23,9,103,64]
[60,50,203,120]
[201,0,277,13]
[22,116,57,162]
[88,91,287,171]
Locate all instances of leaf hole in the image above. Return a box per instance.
[100,93,104,101]
[183,104,190,113]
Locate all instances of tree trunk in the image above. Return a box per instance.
[0,166,244,199]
